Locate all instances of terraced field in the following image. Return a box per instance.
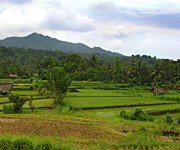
[0,114,179,150]
[0,80,179,149]
[0,85,178,110]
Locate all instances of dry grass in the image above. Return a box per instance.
[0,115,123,144]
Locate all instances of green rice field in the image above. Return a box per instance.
[0,80,179,149]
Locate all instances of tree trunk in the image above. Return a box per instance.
[54,93,66,105]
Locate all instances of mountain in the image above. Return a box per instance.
[0,33,125,58]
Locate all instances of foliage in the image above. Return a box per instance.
[0,79,179,149]
[178,117,180,124]
[132,108,153,121]
[175,80,180,89]
[12,138,33,150]
[2,104,14,114]
[0,46,179,86]
[8,94,26,113]
[57,105,72,114]
[31,75,48,95]
[29,97,36,112]
[0,137,72,150]
[165,115,174,124]
[120,108,154,121]
[36,142,53,150]
[46,65,73,105]
[120,111,129,119]
[0,138,12,150]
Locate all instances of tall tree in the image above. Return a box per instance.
[46,65,73,105]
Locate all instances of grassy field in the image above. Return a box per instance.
[0,80,179,149]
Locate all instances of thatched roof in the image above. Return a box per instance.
[176,86,180,90]
[9,74,17,78]
[153,87,168,96]
[0,82,13,92]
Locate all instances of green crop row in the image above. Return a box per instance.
[0,136,73,150]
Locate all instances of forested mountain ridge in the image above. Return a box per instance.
[0,33,124,57]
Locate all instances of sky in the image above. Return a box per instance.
[0,0,180,60]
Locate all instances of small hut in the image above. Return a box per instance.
[9,74,17,79]
[153,87,168,96]
[176,86,180,91]
[0,82,14,95]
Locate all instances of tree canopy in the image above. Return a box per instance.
[46,65,73,105]
[0,46,179,88]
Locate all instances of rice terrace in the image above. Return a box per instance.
[0,77,179,149]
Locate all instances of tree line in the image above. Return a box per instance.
[0,46,179,87]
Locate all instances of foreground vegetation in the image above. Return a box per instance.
[0,80,179,149]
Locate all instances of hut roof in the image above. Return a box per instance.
[9,74,17,78]
[0,82,13,92]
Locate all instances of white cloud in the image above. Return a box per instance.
[0,6,45,33]
[0,0,94,34]
[121,32,180,59]
[0,0,180,59]
[43,5,94,32]
[0,0,32,4]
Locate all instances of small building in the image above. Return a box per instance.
[153,87,168,96]
[0,82,14,95]
[9,74,18,79]
[176,86,180,91]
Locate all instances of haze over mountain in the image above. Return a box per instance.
[0,33,124,57]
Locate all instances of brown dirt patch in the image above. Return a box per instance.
[159,136,180,142]
[114,124,136,133]
[0,117,122,142]
[0,118,18,123]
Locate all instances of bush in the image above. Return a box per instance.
[36,142,53,150]
[69,88,79,92]
[9,94,26,113]
[120,109,153,121]
[2,104,14,114]
[57,105,71,114]
[29,86,33,91]
[12,138,33,150]
[132,108,149,121]
[0,138,12,150]
[0,91,9,95]
[177,117,180,124]
[165,115,173,124]
[29,98,36,112]
[0,137,72,150]
[120,111,129,119]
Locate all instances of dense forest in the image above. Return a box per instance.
[0,46,179,87]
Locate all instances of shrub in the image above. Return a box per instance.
[29,97,36,112]
[69,88,79,92]
[57,105,71,114]
[165,115,173,124]
[12,138,34,150]
[9,94,26,113]
[139,126,147,132]
[36,142,53,150]
[132,108,148,121]
[120,109,153,121]
[2,104,14,114]
[120,111,129,119]
[29,86,33,91]
[177,117,180,124]
[0,138,12,150]
[0,91,9,95]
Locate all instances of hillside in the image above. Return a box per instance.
[0,33,124,57]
